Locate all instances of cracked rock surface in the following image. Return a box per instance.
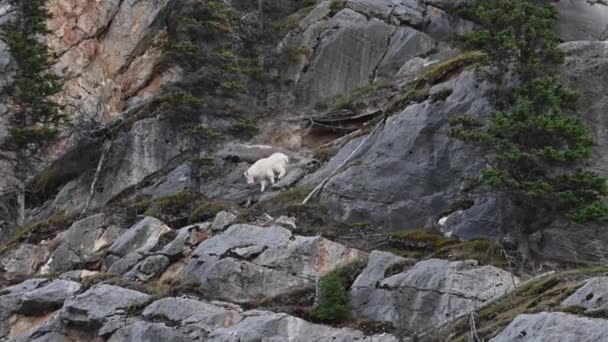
[351,251,518,334]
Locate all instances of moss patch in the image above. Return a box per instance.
[387,230,508,266]
[0,214,77,254]
[188,199,231,224]
[418,51,487,87]
[437,266,608,341]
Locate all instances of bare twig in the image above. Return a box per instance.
[81,139,112,216]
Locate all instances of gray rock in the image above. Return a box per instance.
[1,244,50,276]
[347,0,425,26]
[295,9,396,104]
[52,118,194,214]
[140,163,196,200]
[108,252,144,275]
[562,277,608,314]
[44,214,118,274]
[215,143,291,163]
[490,312,608,342]
[301,70,491,232]
[142,297,242,330]
[99,315,140,338]
[108,217,172,257]
[207,311,398,342]
[17,279,81,314]
[61,284,151,327]
[183,224,366,303]
[557,0,608,41]
[124,255,170,281]
[375,26,437,81]
[210,211,237,232]
[561,41,608,59]
[274,215,297,229]
[423,5,475,40]
[439,196,508,240]
[0,278,47,338]
[351,256,518,334]
[160,223,211,257]
[108,322,194,342]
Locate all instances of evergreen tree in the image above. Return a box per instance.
[450,0,608,234]
[0,0,64,225]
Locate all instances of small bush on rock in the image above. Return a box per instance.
[311,269,352,323]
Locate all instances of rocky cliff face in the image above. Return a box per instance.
[1,0,608,341]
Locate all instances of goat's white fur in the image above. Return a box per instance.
[244,152,289,192]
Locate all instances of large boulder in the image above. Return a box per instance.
[556,0,608,42]
[142,297,242,331]
[351,252,518,334]
[52,118,194,214]
[206,311,398,342]
[301,70,492,232]
[295,8,396,104]
[183,224,367,303]
[107,322,194,342]
[61,284,151,327]
[108,217,172,257]
[491,312,608,341]
[43,214,120,274]
[1,244,50,277]
[0,279,47,338]
[561,277,608,314]
[17,279,81,315]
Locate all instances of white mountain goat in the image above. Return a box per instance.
[244,152,289,192]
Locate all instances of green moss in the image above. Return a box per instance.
[313,146,339,163]
[144,191,197,219]
[335,94,354,110]
[0,214,76,254]
[329,0,347,15]
[311,269,352,323]
[442,268,600,341]
[217,81,248,94]
[188,199,230,223]
[164,40,197,54]
[256,187,311,210]
[229,119,259,139]
[390,230,456,249]
[281,45,310,63]
[437,239,506,266]
[561,305,586,315]
[132,200,153,216]
[156,90,202,107]
[185,125,224,142]
[419,51,487,86]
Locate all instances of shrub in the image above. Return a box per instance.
[450,0,608,231]
[313,146,339,163]
[311,269,352,323]
[217,81,248,94]
[335,94,354,110]
[228,119,259,139]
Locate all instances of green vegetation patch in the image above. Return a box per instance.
[0,214,77,255]
[311,269,353,323]
[188,199,231,224]
[388,230,507,266]
[439,266,608,341]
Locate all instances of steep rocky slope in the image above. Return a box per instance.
[1,0,608,341]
